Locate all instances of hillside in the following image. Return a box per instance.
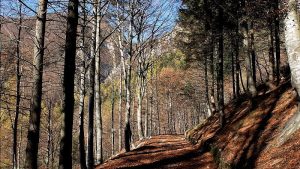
[96,79,300,169]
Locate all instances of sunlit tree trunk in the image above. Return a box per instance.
[116,0,124,152]
[94,0,103,163]
[136,66,145,140]
[280,0,300,144]
[124,0,134,152]
[25,0,48,168]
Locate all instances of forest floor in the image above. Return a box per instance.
[96,79,300,169]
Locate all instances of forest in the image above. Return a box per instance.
[0,0,300,169]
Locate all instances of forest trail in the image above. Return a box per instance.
[97,80,300,169]
[96,135,217,169]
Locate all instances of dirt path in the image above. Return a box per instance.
[96,135,217,169]
[96,81,300,169]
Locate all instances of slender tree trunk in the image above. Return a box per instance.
[118,58,123,153]
[268,19,275,81]
[274,0,280,84]
[124,61,132,152]
[87,4,97,166]
[124,0,133,152]
[58,0,79,168]
[87,58,95,169]
[155,62,160,135]
[149,90,153,136]
[0,7,2,165]
[235,18,240,98]
[79,1,87,168]
[116,0,124,152]
[78,35,87,169]
[137,72,144,140]
[210,38,216,113]
[25,0,48,168]
[217,6,225,126]
[47,101,52,169]
[168,91,173,133]
[14,5,22,168]
[145,91,148,137]
[150,65,155,135]
[240,0,257,97]
[250,21,257,86]
[204,49,212,116]
[231,51,236,98]
[18,125,22,169]
[94,0,103,163]
[111,85,115,156]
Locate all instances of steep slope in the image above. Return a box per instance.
[96,79,300,169]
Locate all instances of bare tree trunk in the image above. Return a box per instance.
[18,125,22,169]
[116,0,124,152]
[111,85,115,156]
[58,0,79,168]
[94,38,104,162]
[118,69,123,152]
[87,58,95,169]
[231,51,236,98]
[268,18,275,81]
[136,24,145,140]
[210,39,216,113]
[136,72,145,140]
[0,5,2,164]
[25,0,48,168]
[124,61,132,152]
[279,0,300,144]
[124,0,134,152]
[150,65,155,135]
[167,91,173,134]
[241,0,257,97]
[217,6,225,126]
[78,30,87,169]
[78,2,87,168]
[149,91,153,136]
[274,0,280,84]
[155,62,160,135]
[94,0,103,163]
[87,4,97,166]
[145,91,148,137]
[250,21,257,86]
[14,5,22,168]
[235,17,240,98]
[47,101,52,169]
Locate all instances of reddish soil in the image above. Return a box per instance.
[96,80,300,169]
